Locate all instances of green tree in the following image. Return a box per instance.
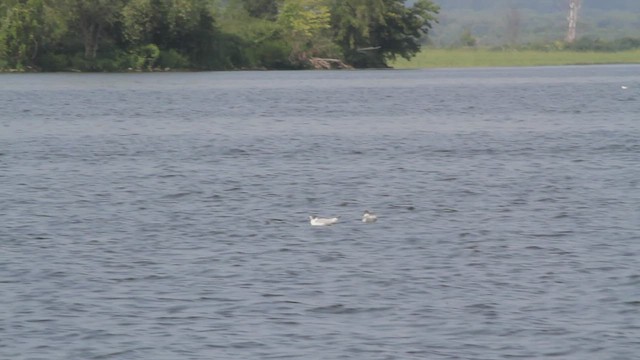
[217,0,292,68]
[331,0,438,67]
[122,0,242,70]
[240,0,281,20]
[62,0,126,59]
[121,0,155,46]
[277,0,334,64]
[1,0,442,71]
[0,0,65,69]
[330,0,385,59]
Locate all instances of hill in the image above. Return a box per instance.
[427,0,640,46]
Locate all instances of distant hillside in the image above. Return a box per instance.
[426,0,640,46]
[433,0,640,12]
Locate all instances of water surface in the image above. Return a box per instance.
[1,66,639,359]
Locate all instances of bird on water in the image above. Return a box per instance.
[362,210,378,223]
[309,215,339,226]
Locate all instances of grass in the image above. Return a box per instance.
[391,48,640,69]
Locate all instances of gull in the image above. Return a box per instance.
[621,85,628,90]
[362,210,378,223]
[309,215,339,226]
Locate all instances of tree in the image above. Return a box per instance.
[371,0,439,65]
[216,0,293,69]
[277,0,333,64]
[122,0,249,70]
[330,0,439,68]
[62,0,126,59]
[1,0,442,71]
[121,0,155,46]
[566,0,582,43]
[330,0,385,65]
[240,0,281,20]
[0,0,65,69]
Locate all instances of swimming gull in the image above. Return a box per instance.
[309,215,339,226]
[362,210,378,223]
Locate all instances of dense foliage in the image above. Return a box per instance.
[0,0,439,71]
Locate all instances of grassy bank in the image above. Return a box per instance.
[392,48,640,68]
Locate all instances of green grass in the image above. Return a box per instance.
[391,48,640,68]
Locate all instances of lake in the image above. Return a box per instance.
[1,66,639,359]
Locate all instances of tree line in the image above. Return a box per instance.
[0,0,439,71]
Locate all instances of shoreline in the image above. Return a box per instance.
[2,49,640,73]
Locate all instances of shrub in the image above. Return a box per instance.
[69,53,90,71]
[250,39,293,69]
[135,44,160,70]
[157,49,190,70]
[37,53,69,71]
[612,37,640,51]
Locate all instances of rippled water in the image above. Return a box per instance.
[1,66,639,359]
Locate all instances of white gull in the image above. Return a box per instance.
[362,210,378,223]
[309,215,339,226]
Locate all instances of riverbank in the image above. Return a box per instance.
[391,48,640,68]
[3,48,639,72]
